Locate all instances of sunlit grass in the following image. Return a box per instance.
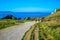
[0,19,23,29]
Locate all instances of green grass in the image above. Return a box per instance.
[0,19,24,29]
[38,24,42,40]
[41,22,60,40]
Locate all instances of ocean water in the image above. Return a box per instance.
[0,11,51,18]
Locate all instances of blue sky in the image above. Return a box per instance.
[0,0,60,12]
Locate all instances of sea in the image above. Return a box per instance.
[0,11,51,19]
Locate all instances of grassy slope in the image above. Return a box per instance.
[45,11,60,19]
[44,10,60,27]
[0,19,33,29]
[43,9,60,40]
[0,19,22,29]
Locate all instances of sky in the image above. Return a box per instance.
[0,0,60,12]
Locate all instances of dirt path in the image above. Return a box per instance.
[33,26,39,40]
[0,21,36,40]
[23,25,35,40]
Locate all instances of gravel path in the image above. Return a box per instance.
[0,21,36,40]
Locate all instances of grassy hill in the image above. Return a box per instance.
[0,14,24,29]
[42,8,60,40]
[44,8,60,28]
[45,8,60,19]
[0,19,21,29]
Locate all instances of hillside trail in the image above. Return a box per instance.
[0,21,36,40]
